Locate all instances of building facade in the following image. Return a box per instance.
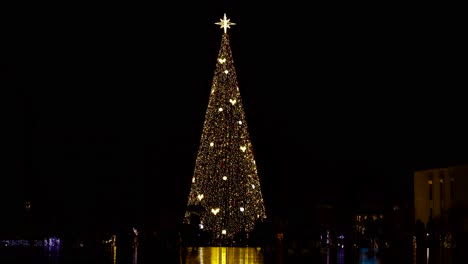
[414,164,468,233]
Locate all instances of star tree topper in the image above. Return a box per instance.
[215,13,236,33]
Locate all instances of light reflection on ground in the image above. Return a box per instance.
[180,247,454,264]
[0,244,457,263]
[356,248,380,264]
[181,247,383,264]
[182,247,265,264]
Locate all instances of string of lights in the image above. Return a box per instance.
[184,14,266,241]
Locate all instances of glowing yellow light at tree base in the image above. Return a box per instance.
[184,14,266,240]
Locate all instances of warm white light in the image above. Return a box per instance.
[211,208,220,215]
[222,229,227,235]
[184,19,267,238]
[192,177,195,183]
[215,13,236,33]
[197,194,204,201]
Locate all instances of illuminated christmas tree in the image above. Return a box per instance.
[184,14,267,241]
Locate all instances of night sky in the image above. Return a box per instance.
[3,2,466,230]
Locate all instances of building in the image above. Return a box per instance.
[414,164,468,234]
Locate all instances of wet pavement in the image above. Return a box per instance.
[181,247,267,264]
[0,244,464,263]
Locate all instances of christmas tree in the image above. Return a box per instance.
[184,14,267,242]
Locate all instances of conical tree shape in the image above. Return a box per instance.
[184,18,266,241]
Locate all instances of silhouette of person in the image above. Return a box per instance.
[189,213,201,251]
[426,217,434,248]
[414,219,425,249]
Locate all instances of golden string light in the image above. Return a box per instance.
[185,14,266,240]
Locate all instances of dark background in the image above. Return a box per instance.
[2,1,466,235]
